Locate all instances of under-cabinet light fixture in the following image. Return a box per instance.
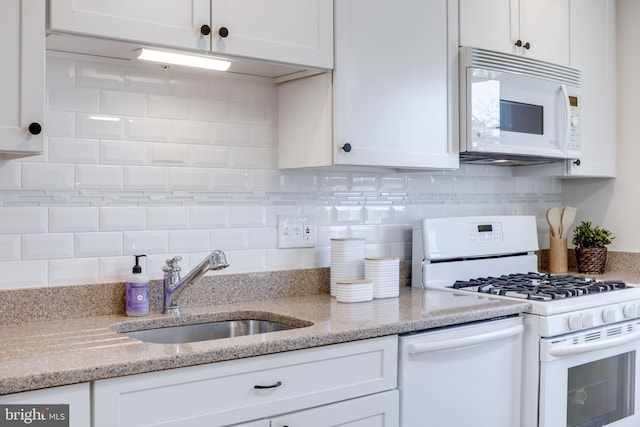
[135,48,231,71]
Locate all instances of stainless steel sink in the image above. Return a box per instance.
[122,319,299,344]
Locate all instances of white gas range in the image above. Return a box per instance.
[412,215,640,427]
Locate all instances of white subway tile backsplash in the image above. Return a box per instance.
[75,232,122,257]
[152,143,185,164]
[170,120,212,144]
[45,110,75,137]
[148,95,190,119]
[49,207,98,232]
[22,163,74,189]
[123,231,169,255]
[212,122,250,145]
[190,98,230,122]
[224,250,267,273]
[125,117,170,142]
[49,258,99,286]
[76,114,124,139]
[267,248,300,270]
[99,256,134,282]
[190,206,229,229]
[0,162,21,189]
[123,166,168,190]
[169,230,209,253]
[186,145,231,168]
[248,170,281,191]
[101,90,146,116]
[0,52,564,289]
[0,236,20,261]
[100,140,147,165]
[48,137,100,164]
[75,165,124,189]
[210,228,248,250]
[169,167,213,191]
[99,207,146,231]
[211,169,248,190]
[229,206,267,228]
[77,62,125,90]
[231,147,277,169]
[249,125,277,147]
[46,56,76,86]
[0,208,47,234]
[48,86,100,112]
[147,207,189,230]
[22,233,73,260]
[230,103,276,126]
[0,261,47,288]
[248,227,277,249]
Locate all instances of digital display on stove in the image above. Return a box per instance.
[477,224,493,233]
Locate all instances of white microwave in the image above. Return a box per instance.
[459,47,581,166]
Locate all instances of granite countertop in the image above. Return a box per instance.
[0,287,529,395]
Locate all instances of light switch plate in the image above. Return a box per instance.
[277,214,317,248]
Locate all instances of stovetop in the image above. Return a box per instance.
[452,272,628,301]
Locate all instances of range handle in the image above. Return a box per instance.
[407,324,523,354]
[549,328,640,357]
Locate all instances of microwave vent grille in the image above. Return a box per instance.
[464,47,580,87]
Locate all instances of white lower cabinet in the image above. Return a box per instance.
[0,383,90,427]
[92,336,398,427]
[270,390,399,427]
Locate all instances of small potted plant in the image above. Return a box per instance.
[571,220,615,274]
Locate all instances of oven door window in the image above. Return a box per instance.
[567,351,635,427]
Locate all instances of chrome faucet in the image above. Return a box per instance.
[162,250,230,315]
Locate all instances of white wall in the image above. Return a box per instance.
[563,0,637,252]
[0,52,562,289]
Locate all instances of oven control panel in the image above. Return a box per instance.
[540,300,640,336]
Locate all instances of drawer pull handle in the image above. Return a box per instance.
[254,381,282,389]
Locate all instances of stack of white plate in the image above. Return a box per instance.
[335,279,373,303]
[330,238,365,296]
[365,256,400,298]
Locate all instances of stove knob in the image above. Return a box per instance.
[568,314,583,330]
[602,307,616,323]
[623,303,637,319]
[582,312,594,328]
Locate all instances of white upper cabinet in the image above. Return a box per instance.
[566,0,616,177]
[47,0,332,69]
[48,0,211,50]
[210,0,333,69]
[459,0,570,65]
[278,0,459,170]
[0,0,45,158]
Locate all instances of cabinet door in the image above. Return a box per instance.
[0,0,44,158]
[210,0,332,69]
[459,0,519,55]
[270,390,399,427]
[333,0,459,169]
[459,0,569,65]
[519,0,570,65]
[0,383,90,427]
[48,0,211,51]
[566,0,616,177]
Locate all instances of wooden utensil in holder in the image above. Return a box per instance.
[549,236,568,274]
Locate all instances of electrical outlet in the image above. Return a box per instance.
[277,214,317,248]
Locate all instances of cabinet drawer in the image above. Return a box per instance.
[93,335,398,427]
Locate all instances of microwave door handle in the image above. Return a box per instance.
[559,84,571,151]
[407,324,523,354]
[549,328,640,357]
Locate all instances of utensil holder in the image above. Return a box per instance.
[549,237,568,274]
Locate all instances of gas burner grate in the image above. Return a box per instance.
[452,272,627,301]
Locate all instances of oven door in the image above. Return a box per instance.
[539,319,640,427]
